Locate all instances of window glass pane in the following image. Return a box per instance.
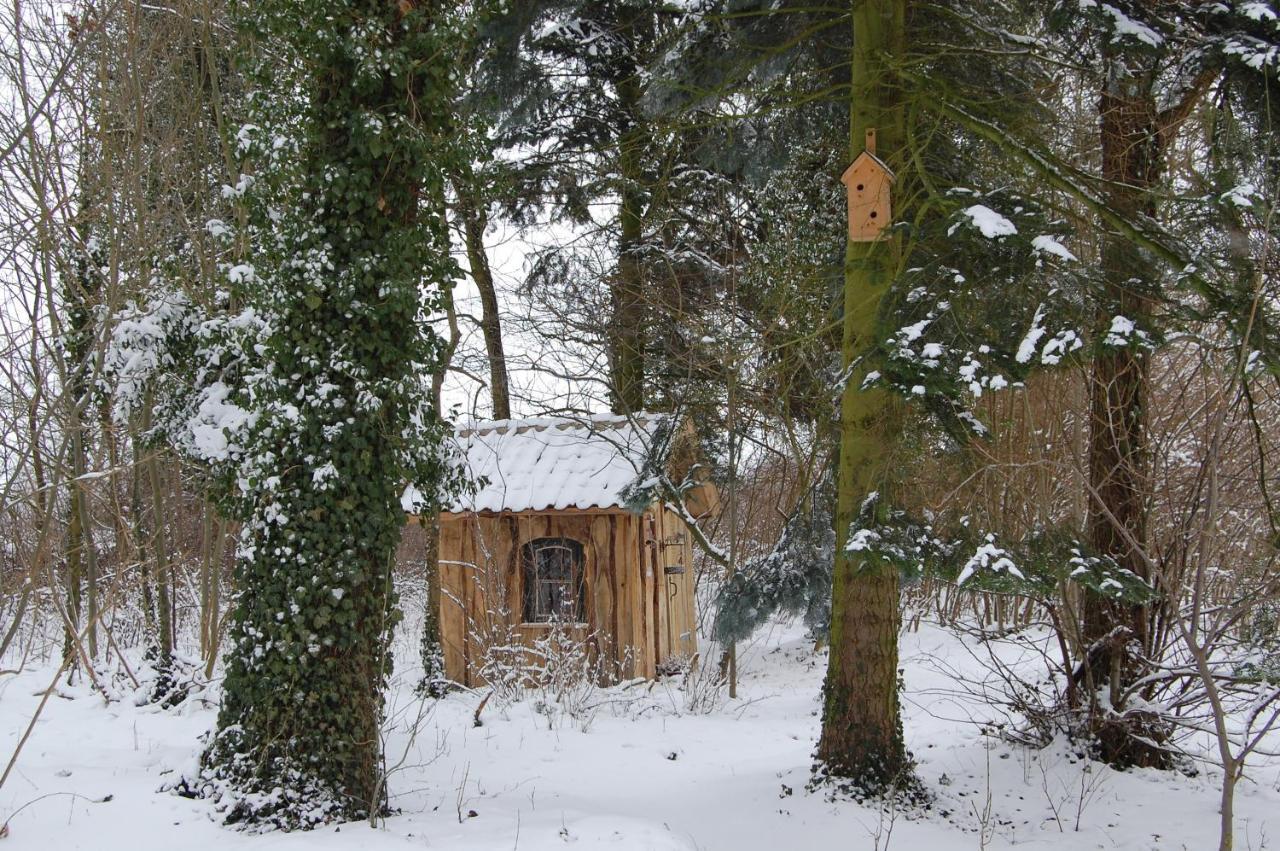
[522,538,584,623]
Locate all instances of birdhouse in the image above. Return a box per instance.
[841,128,894,242]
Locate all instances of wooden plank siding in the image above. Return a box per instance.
[432,508,696,688]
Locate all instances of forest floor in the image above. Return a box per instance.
[2,617,1277,850]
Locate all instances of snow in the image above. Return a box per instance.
[444,413,670,513]
[1223,183,1260,208]
[1039,330,1082,365]
[1080,1,1164,47]
[956,536,1024,585]
[1015,305,1047,365]
[3,619,1277,851]
[956,205,1017,239]
[1030,235,1077,262]
[1241,1,1278,21]
[898,319,931,343]
[1104,315,1137,346]
[187,382,256,462]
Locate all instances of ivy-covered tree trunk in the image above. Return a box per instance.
[196,0,463,829]
[815,0,912,795]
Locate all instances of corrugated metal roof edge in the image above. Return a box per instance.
[456,411,669,439]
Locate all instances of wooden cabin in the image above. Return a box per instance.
[407,413,716,687]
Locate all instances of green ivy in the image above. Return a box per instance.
[182,0,473,830]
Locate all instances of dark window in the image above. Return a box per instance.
[521,537,586,623]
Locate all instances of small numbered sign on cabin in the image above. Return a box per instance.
[841,130,894,242]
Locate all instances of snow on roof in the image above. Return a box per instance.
[433,412,672,514]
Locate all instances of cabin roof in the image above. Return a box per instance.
[416,412,674,514]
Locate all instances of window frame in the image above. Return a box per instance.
[519,536,587,626]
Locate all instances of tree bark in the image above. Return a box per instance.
[610,33,646,415]
[458,188,511,421]
[816,0,912,795]
[419,255,459,696]
[417,515,447,696]
[146,449,176,702]
[1081,29,1194,769]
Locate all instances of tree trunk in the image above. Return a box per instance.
[417,515,447,697]
[610,47,646,415]
[419,262,459,696]
[199,497,215,662]
[458,188,511,421]
[146,450,176,703]
[1081,34,1172,769]
[816,0,912,796]
[62,462,83,669]
[197,1,464,827]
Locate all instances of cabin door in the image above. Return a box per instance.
[653,510,695,663]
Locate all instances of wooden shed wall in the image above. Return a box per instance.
[434,507,697,687]
[652,506,697,661]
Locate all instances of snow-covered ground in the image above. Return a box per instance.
[2,620,1277,850]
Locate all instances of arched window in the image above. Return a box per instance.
[521,537,586,624]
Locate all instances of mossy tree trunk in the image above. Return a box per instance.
[815,0,912,796]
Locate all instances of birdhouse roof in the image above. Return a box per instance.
[841,150,895,184]
[403,412,678,515]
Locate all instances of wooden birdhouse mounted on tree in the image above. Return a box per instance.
[841,128,894,242]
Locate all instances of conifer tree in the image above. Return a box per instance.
[814,0,913,795]
[474,1,730,415]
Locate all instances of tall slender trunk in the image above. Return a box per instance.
[131,428,156,633]
[417,516,447,696]
[199,497,215,661]
[816,0,911,795]
[418,263,459,696]
[201,0,461,823]
[1081,34,1189,769]
[610,53,646,415]
[146,449,176,701]
[63,460,83,667]
[458,188,511,421]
